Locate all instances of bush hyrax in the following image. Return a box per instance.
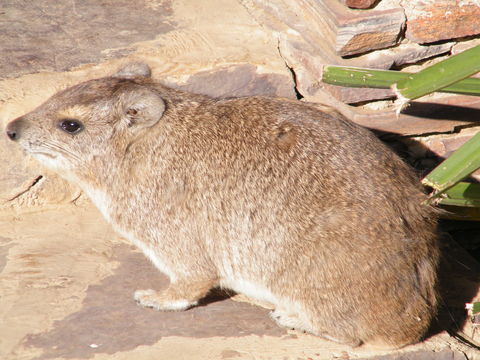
[5,63,439,347]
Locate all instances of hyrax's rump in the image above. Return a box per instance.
[6,63,439,347]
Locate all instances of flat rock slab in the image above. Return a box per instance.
[351,95,480,136]
[23,246,283,359]
[404,0,480,44]
[0,205,478,360]
[361,349,469,360]
[0,0,175,79]
[340,0,378,9]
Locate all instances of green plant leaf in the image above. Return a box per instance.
[422,132,480,197]
[322,66,480,96]
[436,182,480,207]
[473,302,480,315]
[394,45,480,100]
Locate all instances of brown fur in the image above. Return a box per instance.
[5,63,439,347]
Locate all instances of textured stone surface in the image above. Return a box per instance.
[23,244,283,359]
[335,7,405,56]
[241,0,405,59]
[452,38,480,60]
[350,95,480,135]
[0,0,175,79]
[341,0,379,9]
[408,127,480,182]
[382,42,454,68]
[163,64,295,99]
[323,83,395,104]
[242,0,459,104]
[404,0,480,44]
[320,41,453,104]
[360,349,468,360]
[418,129,478,159]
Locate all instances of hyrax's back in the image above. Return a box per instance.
[169,96,439,347]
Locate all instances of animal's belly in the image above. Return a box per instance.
[219,277,278,306]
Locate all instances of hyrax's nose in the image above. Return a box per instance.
[5,120,20,141]
[6,129,17,141]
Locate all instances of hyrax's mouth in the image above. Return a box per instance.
[19,141,60,160]
[18,143,59,160]
[29,150,63,170]
[31,151,57,159]
[16,143,56,159]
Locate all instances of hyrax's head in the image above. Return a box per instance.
[5,63,165,174]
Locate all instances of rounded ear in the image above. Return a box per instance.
[123,88,165,129]
[113,62,152,79]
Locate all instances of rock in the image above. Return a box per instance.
[340,0,379,9]
[278,37,454,104]
[0,0,175,79]
[381,41,454,68]
[350,95,480,136]
[359,349,468,360]
[162,64,295,99]
[322,83,395,104]
[319,41,453,104]
[242,0,458,104]
[335,7,405,56]
[420,131,476,160]
[241,0,405,58]
[404,0,480,44]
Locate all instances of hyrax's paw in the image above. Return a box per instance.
[270,308,304,331]
[134,289,197,311]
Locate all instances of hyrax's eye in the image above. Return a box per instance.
[59,119,83,134]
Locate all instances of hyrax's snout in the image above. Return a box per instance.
[5,118,22,141]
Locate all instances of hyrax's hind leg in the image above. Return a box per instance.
[134,277,217,311]
[271,303,362,347]
[270,307,309,331]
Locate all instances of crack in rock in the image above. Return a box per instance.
[7,175,44,202]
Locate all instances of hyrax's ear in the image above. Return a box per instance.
[122,88,165,129]
[113,62,152,79]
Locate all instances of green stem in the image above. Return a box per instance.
[322,66,480,96]
[395,45,480,100]
[422,132,480,196]
[436,182,480,207]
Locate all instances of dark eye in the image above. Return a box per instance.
[59,119,83,134]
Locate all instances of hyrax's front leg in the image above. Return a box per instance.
[134,277,217,311]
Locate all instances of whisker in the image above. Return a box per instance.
[41,141,83,164]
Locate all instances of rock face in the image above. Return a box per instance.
[241,0,406,59]
[340,0,378,9]
[404,0,480,43]
[335,7,405,56]
[162,64,295,99]
[241,0,480,111]
[0,0,175,79]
